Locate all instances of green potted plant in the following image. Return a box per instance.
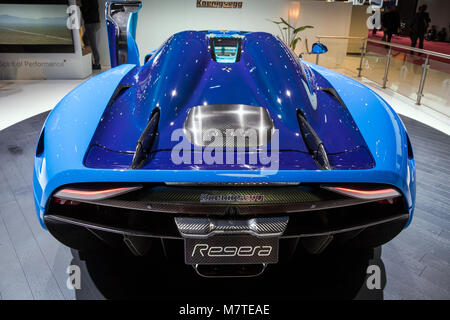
[269,17,313,52]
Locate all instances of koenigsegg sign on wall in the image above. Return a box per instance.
[196,1,243,8]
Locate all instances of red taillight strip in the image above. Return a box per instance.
[54,186,141,201]
[60,187,129,196]
[322,186,400,200]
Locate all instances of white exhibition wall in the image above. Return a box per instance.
[0,0,358,78]
[97,0,355,67]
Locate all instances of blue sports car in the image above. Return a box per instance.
[33,2,415,277]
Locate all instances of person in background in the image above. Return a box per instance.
[372,27,378,36]
[382,6,400,44]
[81,0,101,70]
[426,25,437,41]
[409,5,431,55]
[381,7,390,42]
[437,27,447,42]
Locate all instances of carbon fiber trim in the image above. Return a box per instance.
[175,216,288,238]
[164,182,300,186]
[52,184,401,216]
[143,187,325,203]
[75,196,375,215]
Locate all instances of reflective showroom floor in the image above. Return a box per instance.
[0,73,449,300]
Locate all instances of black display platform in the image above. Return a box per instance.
[0,111,448,300]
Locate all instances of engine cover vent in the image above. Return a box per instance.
[183,104,275,148]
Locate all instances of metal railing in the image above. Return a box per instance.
[315,35,450,105]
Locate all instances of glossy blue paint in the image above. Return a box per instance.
[105,17,118,68]
[33,31,415,229]
[86,31,373,170]
[306,62,416,224]
[311,42,328,54]
[33,64,136,227]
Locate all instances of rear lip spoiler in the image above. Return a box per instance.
[49,194,386,215]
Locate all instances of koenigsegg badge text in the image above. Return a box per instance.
[196,1,243,9]
[200,194,264,203]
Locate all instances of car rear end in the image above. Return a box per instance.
[44,181,409,277]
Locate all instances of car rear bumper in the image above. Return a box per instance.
[42,182,410,275]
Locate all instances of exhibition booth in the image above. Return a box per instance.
[0,0,449,302]
[0,0,92,79]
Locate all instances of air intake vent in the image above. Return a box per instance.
[131,109,160,169]
[107,85,133,107]
[320,87,346,109]
[296,110,331,170]
[36,128,45,156]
